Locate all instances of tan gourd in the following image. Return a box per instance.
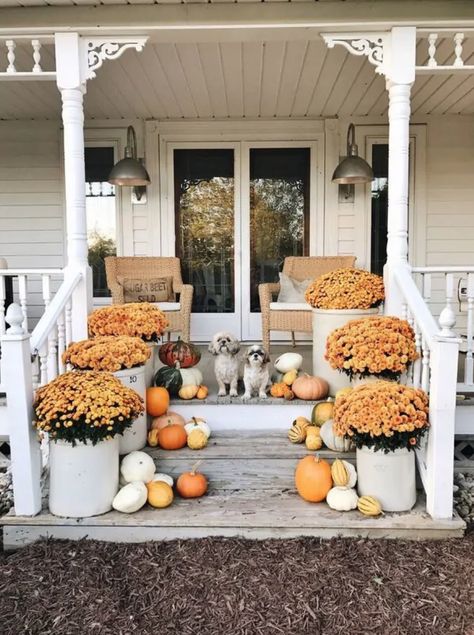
[187,428,208,450]
[288,422,307,444]
[283,369,298,386]
[331,459,357,488]
[178,384,199,400]
[305,433,323,451]
[357,495,383,516]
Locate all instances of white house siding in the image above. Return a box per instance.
[0,121,64,326]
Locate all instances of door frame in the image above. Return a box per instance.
[240,139,323,341]
[157,122,325,342]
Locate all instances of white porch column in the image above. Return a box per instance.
[384,27,416,316]
[55,32,92,341]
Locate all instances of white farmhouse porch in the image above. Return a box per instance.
[0,6,473,542]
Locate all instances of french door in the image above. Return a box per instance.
[169,140,318,342]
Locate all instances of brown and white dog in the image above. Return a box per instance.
[242,344,271,401]
[208,331,241,397]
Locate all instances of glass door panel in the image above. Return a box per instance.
[249,148,310,313]
[174,147,239,340]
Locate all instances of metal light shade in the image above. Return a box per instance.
[108,126,150,187]
[332,123,373,185]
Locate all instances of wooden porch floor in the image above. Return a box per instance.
[2,430,465,548]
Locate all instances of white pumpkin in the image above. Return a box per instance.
[320,419,353,452]
[326,486,359,511]
[274,352,303,374]
[180,367,203,387]
[150,473,174,487]
[184,418,211,439]
[120,451,156,484]
[112,481,148,513]
[340,460,357,488]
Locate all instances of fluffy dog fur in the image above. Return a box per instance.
[242,344,271,401]
[208,332,241,397]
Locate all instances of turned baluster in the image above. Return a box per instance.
[6,40,16,73]
[427,33,438,68]
[17,274,28,333]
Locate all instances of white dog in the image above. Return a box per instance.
[208,332,241,397]
[242,344,271,401]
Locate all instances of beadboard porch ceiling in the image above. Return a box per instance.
[1,34,474,119]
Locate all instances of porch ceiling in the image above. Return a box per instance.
[1,36,474,120]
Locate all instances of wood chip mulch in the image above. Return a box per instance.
[0,536,473,635]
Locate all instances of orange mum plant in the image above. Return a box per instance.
[88,302,168,342]
[325,316,419,381]
[305,268,385,310]
[63,335,151,373]
[34,371,144,445]
[333,381,429,452]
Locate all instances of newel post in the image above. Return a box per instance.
[426,318,459,518]
[55,32,92,341]
[384,27,416,316]
[2,304,42,515]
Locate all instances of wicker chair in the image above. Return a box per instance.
[105,257,193,342]
[259,256,356,352]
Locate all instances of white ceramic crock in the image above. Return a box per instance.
[114,365,147,454]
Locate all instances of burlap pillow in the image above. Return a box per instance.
[117,276,175,303]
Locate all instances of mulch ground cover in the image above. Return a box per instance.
[0,536,473,635]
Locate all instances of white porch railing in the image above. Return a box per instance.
[393,264,460,519]
[0,273,82,515]
[412,266,474,392]
[0,268,65,336]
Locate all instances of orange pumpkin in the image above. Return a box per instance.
[295,455,332,502]
[176,465,208,498]
[158,423,187,450]
[146,387,170,417]
[196,385,209,400]
[292,374,329,401]
[151,411,185,431]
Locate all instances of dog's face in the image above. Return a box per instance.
[245,344,270,367]
[208,332,240,356]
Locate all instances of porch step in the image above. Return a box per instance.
[1,428,465,548]
[147,429,355,491]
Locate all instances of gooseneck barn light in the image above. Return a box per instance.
[108,126,150,201]
[332,123,374,185]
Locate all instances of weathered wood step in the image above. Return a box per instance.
[146,429,355,491]
[2,492,465,548]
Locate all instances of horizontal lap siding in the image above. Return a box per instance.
[0,122,64,328]
[426,116,474,267]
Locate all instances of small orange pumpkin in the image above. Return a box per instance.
[158,423,187,450]
[176,463,208,498]
[196,385,209,400]
[295,455,332,502]
[270,382,287,398]
[146,387,170,417]
[292,374,329,401]
[151,411,185,431]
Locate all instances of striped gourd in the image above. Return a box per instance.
[288,422,307,444]
[357,495,383,516]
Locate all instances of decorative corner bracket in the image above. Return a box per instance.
[322,33,389,76]
[85,37,148,79]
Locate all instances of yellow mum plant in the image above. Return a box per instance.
[34,371,144,445]
[63,336,151,372]
[305,268,385,310]
[325,316,419,380]
[334,381,429,452]
[88,302,168,342]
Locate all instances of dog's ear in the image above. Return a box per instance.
[229,339,241,355]
[208,340,218,355]
[262,349,271,365]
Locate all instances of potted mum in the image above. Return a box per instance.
[63,335,151,453]
[333,381,429,511]
[305,268,385,394]
[325,316,418,387]
[34,371,144,518]
[88,302,168,387]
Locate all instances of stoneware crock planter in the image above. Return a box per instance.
[356,445,417,512]
[351,373,408,388]
[49,437,119,518]
[312,308,380,395]
[114,365,147,454]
